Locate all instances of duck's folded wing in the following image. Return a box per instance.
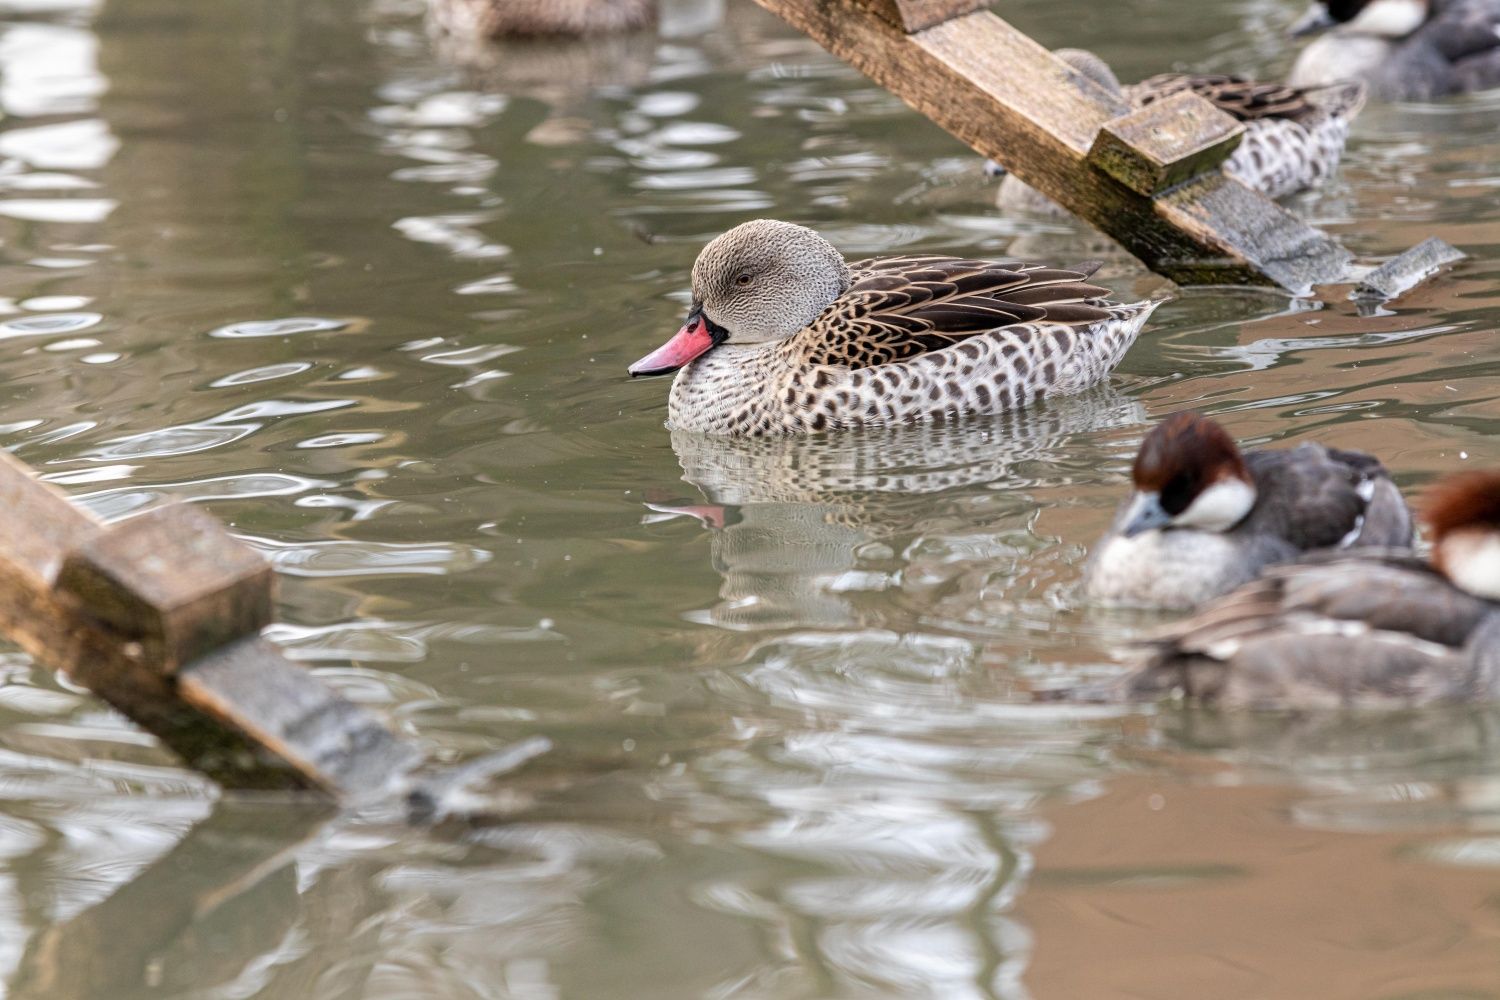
[1129,553,1494,706]
[1426,0,1500,63]
[1155,552,1488,650]
[1241,444,1413,551]
[805,257,1113,368]
[1131,73,1317,122]
[1129,73,1365,123]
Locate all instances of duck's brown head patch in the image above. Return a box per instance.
[1424,469,1500,543]
[1132,411,1249,517]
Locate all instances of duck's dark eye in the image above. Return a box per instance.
[1325,0,1363,22]
[1160,473,1197,516]
[734,274,752,287]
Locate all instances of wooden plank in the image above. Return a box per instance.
[1089,91,1244,196]
[0,451,99,584]
[1155,173,1355,288]
[0,450,421,794]
[56,503,273,673]
[1354,236,1465,302]
[860,0,991,32]
[180,637,422,798]
[752,0,1355,292]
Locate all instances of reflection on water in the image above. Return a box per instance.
[0,0,1495,996]
[668,391,1144,632]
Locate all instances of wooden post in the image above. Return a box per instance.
[0,450,421,795]
[863,0,990,31]
[752,0,1355,292]
[1088,91,1244,196]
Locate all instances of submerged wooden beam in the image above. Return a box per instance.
[0,450,421,795]
[753,0,1355,292]
[1353,236,1466,302]
[14,799,327,1000]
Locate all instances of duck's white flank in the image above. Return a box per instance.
[1173,478,1258,532]
[1347,0,1427,36]
[1439,530,1500,601]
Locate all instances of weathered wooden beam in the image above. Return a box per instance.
[57,504,273,673]
[1353,236,1466,302]
[864,0,990,32]
[754,0,1355,292]
[0,450,421,795]
[1089,90,1244,196]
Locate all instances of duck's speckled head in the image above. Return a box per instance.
[1120,412,1255,537]
[629,220,850,377]
[1424,470,1500,600]
[1290,0,1429,37]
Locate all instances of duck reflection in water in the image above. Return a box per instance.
[654,390,1146,634]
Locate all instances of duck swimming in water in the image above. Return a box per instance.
[1288,0,1500,100]
[992,49,1365,213]
[1124,468,1500,707]
[627,220,1159,436]
[428,0,654,38]
[1083,412,1413,609]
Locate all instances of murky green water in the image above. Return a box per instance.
[0,0,1498,996]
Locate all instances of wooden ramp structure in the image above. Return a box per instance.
[0,450,431,800]
[752,0,1461,294]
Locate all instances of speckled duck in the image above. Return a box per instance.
[628,220,1159,436]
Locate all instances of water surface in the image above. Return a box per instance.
[0,0,1498,997]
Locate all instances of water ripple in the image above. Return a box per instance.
[241,536,493,578]
[0,311,98,339]
[209,316,348,339]
[78,398,354,461]
[71,472,334,520]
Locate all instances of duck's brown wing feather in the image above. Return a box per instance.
[1132,73,1323,123]
[802,256,1113,369]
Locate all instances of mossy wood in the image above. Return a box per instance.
[751,0,1355,292]
[1089,90,1245,196]
[0,449,420,794]
[57,504,274,673]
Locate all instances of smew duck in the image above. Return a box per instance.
[627,220,1159,436]
[1084,411,1413,609]
[1289,0,1500,100]
[1125,468,1500,707]
[993,49,1365,213]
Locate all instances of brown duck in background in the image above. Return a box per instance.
[991,49,1365,213]
[1122,469,1500,708]
[429,0,655,38]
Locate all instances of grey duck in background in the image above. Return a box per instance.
[1083,412,1413,610]
[1124,469,1500,708]
[991,49,1365,214]
[1289,0,1500,100]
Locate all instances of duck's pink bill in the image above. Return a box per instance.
[628,315,714,377]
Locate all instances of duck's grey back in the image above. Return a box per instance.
[1290,0,1500,99]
